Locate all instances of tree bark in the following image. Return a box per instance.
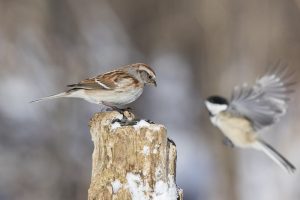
[88,111,183,200]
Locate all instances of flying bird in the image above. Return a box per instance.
[205,63,296,173]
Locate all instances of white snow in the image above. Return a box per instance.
[110,113,123,130]
[153,175,178,200]
[107,114,123,130]
[111,179,122,193]
[155,180,168,195]
[126,173,178,200]
[142,146,150,156]
[133,120,150,129]
[126,173,150,200]
[133,120,164,131]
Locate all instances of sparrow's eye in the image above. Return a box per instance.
[148,75,152,79]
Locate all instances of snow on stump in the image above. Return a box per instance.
[88,111,183,200]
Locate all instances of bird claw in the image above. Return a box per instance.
[109,105,154,126]
[111,118,137,126]
[111,118,123,124]
[111,110,136,126]
[111,117,155,127]
[101,102,132,114]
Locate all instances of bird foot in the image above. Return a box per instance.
[111,117,155,127]
[111,108,136,126]
[111,115,140,126]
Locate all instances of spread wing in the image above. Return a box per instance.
[67,70,139,91]
[229,64,295,131]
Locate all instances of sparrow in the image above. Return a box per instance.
[205,63,296,173]
[31,63,157,110]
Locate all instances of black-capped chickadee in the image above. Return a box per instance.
[205,64,296,173]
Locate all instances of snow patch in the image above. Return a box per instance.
[110,114,123,130]
[111,179,122,193]
[133,120,150,129]
[133,120,164,131]
[126,173,150,200]
[142,146,150,156]
[153,175,178,200]
[126,173,178,200]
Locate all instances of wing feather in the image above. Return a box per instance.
[67,70,139,91]
[229,63,295,130]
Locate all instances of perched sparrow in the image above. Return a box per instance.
[205,64,296,173]
[31,63,157,109]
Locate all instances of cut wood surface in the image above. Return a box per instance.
[88,111,183,200]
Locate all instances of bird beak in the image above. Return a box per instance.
[152,80,157,87]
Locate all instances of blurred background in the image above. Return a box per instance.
[0,0,300,199]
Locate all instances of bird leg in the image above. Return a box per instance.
[104,102,135,126]
[104,106,130,113]
[111,118,132,125]
[103,103,155,126]
[223,137,234,148]
[111,106,132,114]
[101,102,132,114]
[112,118,138,126]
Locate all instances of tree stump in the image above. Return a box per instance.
[88,111,183,200]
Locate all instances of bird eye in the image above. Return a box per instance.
[148,75,152,79]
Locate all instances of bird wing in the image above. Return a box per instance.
[67,70,139,91]
[229,63,295,131]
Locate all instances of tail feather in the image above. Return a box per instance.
[254,140,296,174]
[30,92,68,103]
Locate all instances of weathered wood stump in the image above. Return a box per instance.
[88,111,183,200]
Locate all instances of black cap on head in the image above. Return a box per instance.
[206,96,229,105]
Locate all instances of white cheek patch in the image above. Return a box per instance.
[205,101,228,115]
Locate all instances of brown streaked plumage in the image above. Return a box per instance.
[31,63,157,107]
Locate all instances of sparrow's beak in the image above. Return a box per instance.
[152,80,157,87]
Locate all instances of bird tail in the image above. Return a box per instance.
[253,139,296,174]
[30,92,69,103]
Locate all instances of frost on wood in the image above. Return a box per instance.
[88,111,183,200]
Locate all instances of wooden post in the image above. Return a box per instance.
[88,111,183,200]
